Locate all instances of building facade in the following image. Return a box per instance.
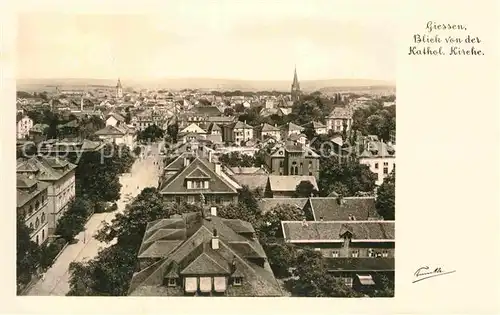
[17,174,50,245]
[265,144,320,178]
[358,141,396,185]
[17,115,34,139]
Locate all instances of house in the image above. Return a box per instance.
[281,122,304,139]
[94,124,136,147]
[159,155,241,206]
[326,107,353,132]
[359,141,396,185]
[303,121,327,135]
[128,209,283,296]
[106,112,126,127]
[302,197,382,221]
[255,123,281,141]
[264,175,318,198]
[16,156,77,235]
[222,121,254,145]
[17,174,50,245]
[225,166,269,191]
[287,133,308,146]
[180,123,207,135]
[281,220,394,292]
[17,114,34,139]
[265,144,320,177]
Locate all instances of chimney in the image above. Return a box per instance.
[210,206,217,217]
[211,229,219,250]
[301,219,308,227]
[215,163,221,175]
[319,216,323,221]
[208,150,212,163]
[183,157,190,167]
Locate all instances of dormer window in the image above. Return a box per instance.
[233,277,242,286]
[167,278,177,287]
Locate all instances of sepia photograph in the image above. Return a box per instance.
[15,6,396,297]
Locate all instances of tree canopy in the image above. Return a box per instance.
[375,170,395,220]
[137,124,165,142]
[294,180,318,198]
[16,214,41,291]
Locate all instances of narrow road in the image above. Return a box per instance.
[26,144,163,296]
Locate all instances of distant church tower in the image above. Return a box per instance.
[291,66,301,102]
[116,78,123,99]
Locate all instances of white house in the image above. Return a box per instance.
[106,112,126,127]
[16,115,33,139]
[326,107,353,132]
[359,141,396,185]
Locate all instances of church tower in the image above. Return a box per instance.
[116,78,123,99]
[291,66,301,102]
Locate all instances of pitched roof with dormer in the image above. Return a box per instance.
[128,212,282,296]
[16,156,76,182]
[16,174,50,207]
[159,157,239,195]
[328,107,352,119]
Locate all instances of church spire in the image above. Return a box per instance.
[291,65,301,102]
[292,65,299,86]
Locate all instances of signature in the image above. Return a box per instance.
[412,266,456,283]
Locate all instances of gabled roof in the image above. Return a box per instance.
[328,107,352,119]
[107,111,125,122]
[233,174,268,190]
[94,125,126,136]
[282,122,304,133]
[16,156,76,182]
[159,157,239,195]
[227,120,254,130]
[267,175,318,192]
[185,167,210,179]
[306,197,381,221]
[359,141,396,158]
[281,220,395,243]
[260,123,280,132]
[129,212,282,297]
[16,174,50,207]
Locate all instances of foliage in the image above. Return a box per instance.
[258,204,305,240]
[137,124,164,142]
[68,188,200,296]
[166,121,179,142]
[368,274,395,297]
[352,101,395,142]
[219,151,255,167]
[294,180,318,198]
[319,157,377,197]
[286,249,362,297]
[17,91,34,98]
[55,197,93,242]
[262,243,298,278]
[39,238,67,270]
[375,170,395,220]
[223,107,234,116]
[16,214,41,290]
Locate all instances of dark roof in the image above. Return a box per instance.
[325,258,395,272]
[94,125,127,136]
[281,221,395,242]
[267,175,318,192]
[257,198,309,214]
[16,156,77,182]
[129,212,282,296]
[307,197,381,221]
[233,174,268,190]
[192,106,222,116]
[16,174,50,207]
[159,157,239,195]
[260,123,280,132]
[359,141,396,158]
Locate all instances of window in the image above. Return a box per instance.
[368,249,375,258]
[279,161,283,167]
[332,251,339,258]
[187,196,195,204]
[233,277,242,286]
[374,163,379,169]
[382,250,389,258]
[42,229,45,240]
[41,213,45,223]
[309,172,312,176]
[29,205,33,214]
[351,250,359,258]
[383,167,389,174]
[204,181,209,189]
[314,248,321,252]
[167,278,177,287]
[42,196,45,203]
[383,162,389,166]
[29,222,33,230]
[36,235,39,245]
[343,276,353,287]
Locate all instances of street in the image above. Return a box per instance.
[26,144,163,296]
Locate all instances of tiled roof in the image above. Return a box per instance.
[192,106,222,116]
[159,157,239,195]
[257,198,309,214]
[282,122,304,132]
[233,174,268,190]
[260,123,280,132]
[306,197,381,221]
[207,122,221,132]
[16,174,50,207]
[16,156,76,182]
[221,219,255,234]
[227,121,254,130]
[129,212,282,296]
[229,167,266,175]
[267,175,318,192]
[94,125,126,136]
[359,141,396,158]
[328,107,352,119]
[107,112,125,122]
[325,257,395,272]
[281,221,395,242]
[269,144,320,158]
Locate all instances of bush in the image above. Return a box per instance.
[40,238,67,269]
[110,203,118,211]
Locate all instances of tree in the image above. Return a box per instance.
[166,121,179,142]
[17,215,41,291]
[55,205,87,242]
[263,243,298,278]
[287,249,362,297]
[375,170,395,220]
[223,108,234,116]
[369,274,394,297]
[137,124,164,142]
[319,157,377,197]
[219,152,256,167]
[234,103,245,113]
[294,180,317,197]
[258,204,305,240]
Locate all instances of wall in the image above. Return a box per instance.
[359,156,396,185]
[19,188,50,245]
[46,170,76,233]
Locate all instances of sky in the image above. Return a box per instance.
[17,1,396,81]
